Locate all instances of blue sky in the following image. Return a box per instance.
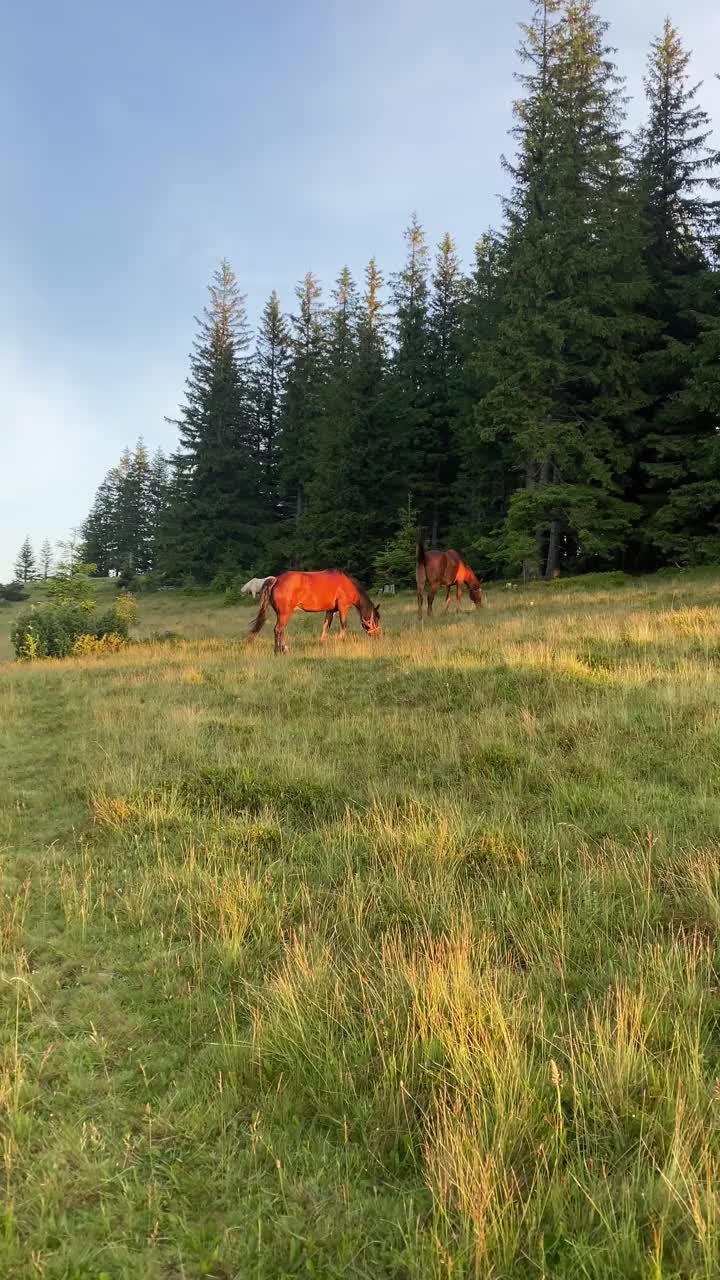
[1,0,718,580]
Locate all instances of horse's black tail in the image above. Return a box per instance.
[416,529,426,567]
[247,577,276,639]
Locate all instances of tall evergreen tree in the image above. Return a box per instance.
[39,538,53,580]
[146,449,170,566]
[452,232,513,565]
[650,290,720,561]
[348,257,395,573]
[387,215,433,524]
[161,261,262,580]
[639,20,719,281]
[116,442,153,573]
[636,20,720,561]
[81,473,117,575]
[304,267,361,567]
[275,272,326,562]
[477,0,648,577]
[427,232,463,543]
[14,537,35,583]
[252,291,290,523]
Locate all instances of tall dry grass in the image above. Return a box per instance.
[1,570,720,1276]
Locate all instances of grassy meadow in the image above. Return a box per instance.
[2,571,720,1277]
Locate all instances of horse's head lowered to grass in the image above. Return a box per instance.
[360,601,381,636]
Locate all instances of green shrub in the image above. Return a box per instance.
[93,608,130,639]
[374,497,419,587]
[11,602,130,660]
[72,632,127,657]
[45,564,97,609]
[12,605,87,659]
[0,581,30,602]
[114,591,139,628]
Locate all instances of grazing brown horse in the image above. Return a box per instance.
[416,535,483,618]
[248,571,381,654]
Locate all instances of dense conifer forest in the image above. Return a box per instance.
[78,5,720,586]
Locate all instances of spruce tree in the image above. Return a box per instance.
[477,0,647,577]
[374,495,420,587]
[387,215,433,524]
[427,232,463,543]
[115,442,153,573]
[636,20,720,561]
[146,449,170,568]
[81,473,117,575]
[39,538,53,580]
[648,267,720,562]
[452,232,513,566]
[161,261,262,580]
[313,257,396,580]
[14,537,36,583]
[304,267,360,567]
[639,20,719,283]
[348,257,395,572]
[275,272,326,563]
[252,291,290,523]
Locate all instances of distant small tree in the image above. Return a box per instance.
[56,527,84,573]
[39,538,53,579]
[373,497,419,586]
[14,537,36,583]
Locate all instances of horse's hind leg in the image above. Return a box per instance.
[321,610,334,641]
[274,612,289,655]
[427,586,437,617]
[416,569,426,619]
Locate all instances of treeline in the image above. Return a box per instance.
[81,6,720,585]
[82,444,170,576]
[10,537,55,584]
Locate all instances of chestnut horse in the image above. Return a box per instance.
[416,536,483,618]
[248,571,381,654]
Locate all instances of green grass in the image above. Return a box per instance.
[2,572,720,1277]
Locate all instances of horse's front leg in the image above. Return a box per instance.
[338,604,349,639]
[456,583,462,612]
[320,609,335,641]
[444,586,453,611]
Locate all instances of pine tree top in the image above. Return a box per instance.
[639,18,720,273]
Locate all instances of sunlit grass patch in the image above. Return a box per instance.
[3,571,720,1276]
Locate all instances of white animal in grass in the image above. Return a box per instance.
[241,576,274,598]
